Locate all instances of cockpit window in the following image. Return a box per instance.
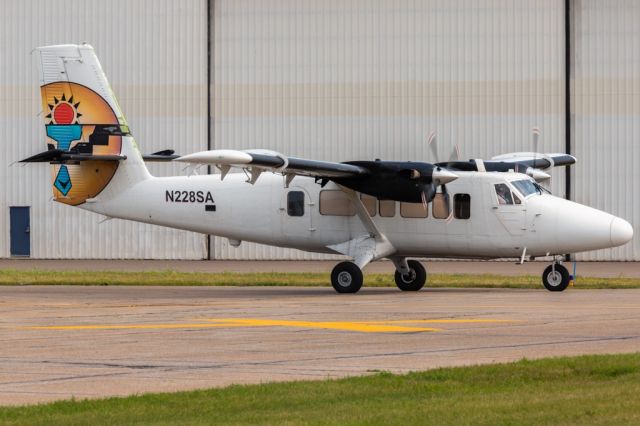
[511,179,538,198]
[494,183,514,205]
[513,193,522,205]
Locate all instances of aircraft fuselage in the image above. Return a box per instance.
[82,170,629,260]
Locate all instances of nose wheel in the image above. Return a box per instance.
[331,261,364,293]
[394,259,427,291]
[542,263,570,291]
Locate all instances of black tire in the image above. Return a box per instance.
[331,261,363,294]
[394,260,427,291]
[542,264,570,292]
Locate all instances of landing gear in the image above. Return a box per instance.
[331,261,363,294]
[394,259,427,291]
[542,263,570,292]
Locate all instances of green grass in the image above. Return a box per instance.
[1,353,639,425]
[0,269,639,288]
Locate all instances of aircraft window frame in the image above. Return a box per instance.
[432,193,451,219]
[510,179,538,199]
[379,199,396,217]
[494,183,514,205]
[453,194,471,219]
[319,190,356,216]
[513,193,522,205]
[400,202,428,218]
[287,191,305,217]
[360,194,377,217]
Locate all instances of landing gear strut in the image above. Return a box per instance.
[542,262,570,292]
[393,259,427,291]
[331,261,363,293]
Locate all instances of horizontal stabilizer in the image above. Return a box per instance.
[20,149,126,163]
[142,149,180,162]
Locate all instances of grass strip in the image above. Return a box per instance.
[1,353,639,425]
[0,269,639,288]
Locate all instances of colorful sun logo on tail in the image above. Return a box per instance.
[46,94,83,195]
[45,94,82,125]
[41,82,123,205]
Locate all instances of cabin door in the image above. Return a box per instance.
[492,183,526,235]
[281,186,315,240]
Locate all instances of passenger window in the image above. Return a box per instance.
[494,183,514,205]
[360,194,377,217]
[287,191,305,216]
[400,202,428,218]
[454,194,470,219]
[379,200,395,217]
[319,190,356,216]
[432,193,451,219]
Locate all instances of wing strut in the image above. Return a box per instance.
[326,187,396,269]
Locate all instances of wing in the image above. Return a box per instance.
[175,148,459,203]
[174,149,369,181]
[437,152,576,182]
[489,152,576,169]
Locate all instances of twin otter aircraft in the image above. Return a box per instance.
[23,44,634,293]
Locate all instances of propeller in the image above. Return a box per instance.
[423,131,460,209]
[450,144,460,162]
[417,167,458,209]
[427,131,461,163]
[526,127,551,184]
[427,131,438,162]
[531,127,540,169]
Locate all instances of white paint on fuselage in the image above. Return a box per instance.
[82,168,632,260]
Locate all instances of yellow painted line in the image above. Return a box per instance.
[203,318,439,333]
[20,323,253,331]
[363,319,522,324]
[21,318,441,333]
[20,317,521,333]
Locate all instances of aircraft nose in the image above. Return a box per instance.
[610,217,634,247]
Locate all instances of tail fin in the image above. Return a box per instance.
[34,44,149,206]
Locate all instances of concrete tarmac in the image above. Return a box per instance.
[1,286,640,406]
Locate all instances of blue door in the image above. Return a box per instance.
[10,207,30,257]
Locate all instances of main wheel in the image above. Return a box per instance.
[542,264,570,292]
[331,261,363,294]
[394,260,427,291]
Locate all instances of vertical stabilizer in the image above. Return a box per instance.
[35,44,149,206]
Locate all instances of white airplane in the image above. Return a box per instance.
[22,44,634,293]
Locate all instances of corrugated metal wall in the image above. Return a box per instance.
[0,0,208,258]
[572,0,640,260]
[211,0,567,259]
[2,1,637,261]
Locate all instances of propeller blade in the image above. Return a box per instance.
[421,190,428,210]
[532,127,540,169]
[421,182,437,205]
[449,144,460,162]
[427,131,438,162]
[440,183,451,213]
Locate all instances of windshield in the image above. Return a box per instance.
[511,179,538,198]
